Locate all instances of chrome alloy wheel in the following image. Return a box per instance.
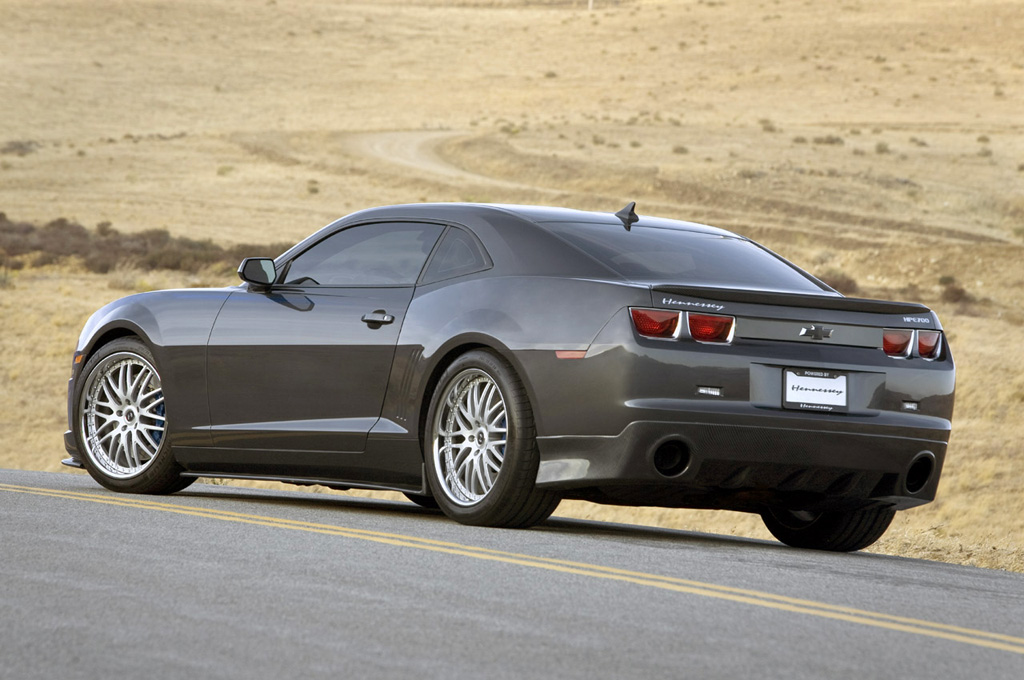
[432,369,508,506]
[79,352,167,479]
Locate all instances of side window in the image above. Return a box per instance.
[282,222,444,286]
[421,227,491,284]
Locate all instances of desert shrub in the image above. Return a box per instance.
[818,269,859,294]
[32,252,61,267]
[938,275,957,286]
[812,135,844,146]
[39,218,91,257]
[0,140,39,156]
[941,284,969,303]
[84,249,120,274]
[0,213,37,256]
[0,212,292,276]
[143,243,221,271]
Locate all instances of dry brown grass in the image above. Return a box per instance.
[1,0,1022,571]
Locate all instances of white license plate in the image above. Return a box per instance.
[784,369,848,413]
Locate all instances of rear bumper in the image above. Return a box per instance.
[535,415,947,512]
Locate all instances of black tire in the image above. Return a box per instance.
[760,505,896,552]
[424,350,559,528]
[73,337,193,495]
[403,492,440,510]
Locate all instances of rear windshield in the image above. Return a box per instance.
[543,222,827,293]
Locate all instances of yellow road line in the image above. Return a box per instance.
[4,482,1023,655]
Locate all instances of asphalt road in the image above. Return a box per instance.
[2,469,1022,680]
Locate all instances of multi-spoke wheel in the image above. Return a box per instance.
[424,350,559,528]
[433,368,508,504]
[74,338,192,494]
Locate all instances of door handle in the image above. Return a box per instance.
[361,310,395,327]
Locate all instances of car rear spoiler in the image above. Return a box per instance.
[652,285,931,315]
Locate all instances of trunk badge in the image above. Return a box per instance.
[800,325,834,341]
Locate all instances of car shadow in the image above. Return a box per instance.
[175,482,793,553]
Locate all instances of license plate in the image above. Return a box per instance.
[784,369,848,413]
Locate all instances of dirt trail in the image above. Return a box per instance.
[342,130,556,196]
[342,130,1012,249]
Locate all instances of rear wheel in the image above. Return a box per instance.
[760,505,896,552]
[424,350,559,528]
[74,337,192,494]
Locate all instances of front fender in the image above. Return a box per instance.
[70,289,234,448]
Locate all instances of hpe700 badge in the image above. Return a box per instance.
[784,369,848,413]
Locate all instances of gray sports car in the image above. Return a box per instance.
[64,203,955,551]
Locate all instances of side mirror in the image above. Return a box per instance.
[238,258,276,286]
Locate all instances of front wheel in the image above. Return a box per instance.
[74,337,193,494]
[424,350,559,528]
[760,505,896,552]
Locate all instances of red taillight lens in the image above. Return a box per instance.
[688,313,735,343]
[630,308,681,338]
[918,330,941,359]
[882,329,913,357]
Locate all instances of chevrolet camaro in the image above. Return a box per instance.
[63,203,955,551]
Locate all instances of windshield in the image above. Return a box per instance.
[543,222,828,293]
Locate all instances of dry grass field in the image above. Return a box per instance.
[1,0,1022,571]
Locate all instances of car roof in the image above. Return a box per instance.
[482,204,737,238]
[278,202,752,282]
[347,202,739,239]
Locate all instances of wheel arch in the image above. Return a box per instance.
[80,322,151,366]
[416,336,539,457]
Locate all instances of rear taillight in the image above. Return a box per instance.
[688,313,735,344]
[917,330,942,359]
[630,308,681,338]
[883,329,913,357]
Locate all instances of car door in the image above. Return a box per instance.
[204,221,444,474]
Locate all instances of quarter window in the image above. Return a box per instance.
[421,227,490,284]
[283,222,444,286]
